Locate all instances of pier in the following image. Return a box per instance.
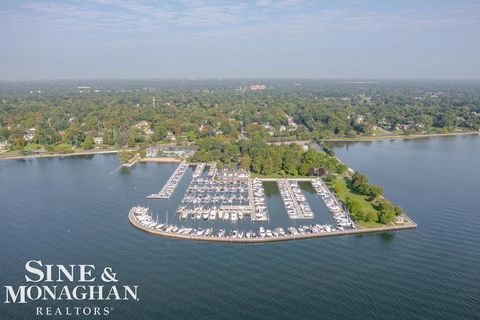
[147,161,189,199]
[277,179,313,219]
[192,163,205,178]
[311,178,354,228]
[250,178,269,222]
[208,162,217,178]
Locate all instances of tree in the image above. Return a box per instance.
[240,154,251,171]
[127,135,136,148]
[334,181,345,194]
[378,210,395,224]
[394,205,404,216]
[352,172,368,188]
[63,124,85,146]
[368,185,384,198]
[81,136,94,150]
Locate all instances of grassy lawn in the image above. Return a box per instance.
[327,175,376,213]
[325,174,385,228]
[356,220,384,228]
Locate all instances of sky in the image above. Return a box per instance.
[0,0,479,80]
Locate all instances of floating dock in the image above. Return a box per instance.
[250,178,269,222]
[147,161,189,199]
[192,163,205,178]
[277,179,314,219]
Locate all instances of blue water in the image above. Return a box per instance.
[1,136,479,319]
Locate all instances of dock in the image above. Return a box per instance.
[250,178,269,222]
[147,161,189,199]
[277,179,313,219]
[208,162,217,178]
[192,163,205,178]
[311,178,354,227]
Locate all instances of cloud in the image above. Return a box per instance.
[2,0,479,46]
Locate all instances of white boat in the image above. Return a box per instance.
[259,227,266,238]
[209,210,216,221]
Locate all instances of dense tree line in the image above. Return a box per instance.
[1,80,479,155]
[189,138,347,176]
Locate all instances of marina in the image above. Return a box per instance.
[176,165,251,223]
[132,165,415,243]
[147,161,189,199]
[136,162,416,243]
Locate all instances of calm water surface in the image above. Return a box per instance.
[1,136,479,319]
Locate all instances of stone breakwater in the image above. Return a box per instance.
[128,208,417,244]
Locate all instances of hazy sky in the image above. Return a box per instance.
[1,0,479,79]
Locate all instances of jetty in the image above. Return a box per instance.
[147,161,189,199]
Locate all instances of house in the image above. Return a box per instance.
[0,140,8,150]
[23,128,36,141]
[286,115,298,131]
[144,128,153,135]
[166,131,176,141]
[135,121,149,129]
[93,137,103,144]
[145,147,158,158]
[135,121,153,135]
[249,84,267,91]
[307,167,326,177]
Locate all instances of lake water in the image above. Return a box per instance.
[1,135,479,319]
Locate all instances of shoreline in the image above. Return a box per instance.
[319,131,479,142]
[0,148,135,161]
[128,208,417,244]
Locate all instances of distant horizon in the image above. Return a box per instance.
[2,77,480,82]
